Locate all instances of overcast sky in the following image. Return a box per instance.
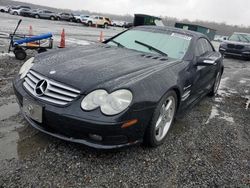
[16,0,250,26]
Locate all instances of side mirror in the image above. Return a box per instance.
[196,57,217,66]
[223,37,227,40]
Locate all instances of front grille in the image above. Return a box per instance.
[235,45,244,50]
[23,70,81,105]
[227,44,235,48]
[227,44,244,50]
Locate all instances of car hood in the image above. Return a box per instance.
[221,40,250,46]
[31,44,179,93]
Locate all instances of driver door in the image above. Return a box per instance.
[190,38,219,100]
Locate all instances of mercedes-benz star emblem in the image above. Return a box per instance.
[34,79,48,96]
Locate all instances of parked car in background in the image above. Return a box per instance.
[123,22,133,28]
[19,8,32,17]
[82,15,110,28]
[79,15,89,23]
[73,14,81,23]
[32,9,57,20]
[14,26,223,149]
[111,20,126,27]
[57,13,75,22]
[219,32,250,59]
[27,9,40,17]
[10,6,31,15]
[0,6,9,12]
[105,17,112,26]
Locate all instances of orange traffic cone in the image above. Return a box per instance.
[29,25,33,36]
[58,28,66,48]
[99,31,104,42]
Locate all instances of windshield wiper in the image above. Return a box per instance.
[135,40,168,57]
[110,39,125,48]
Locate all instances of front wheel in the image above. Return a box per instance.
[88,21,92,26]
[50,16,55,20]
[34,14,39,19]
[144,90,177,147]
[208,71,222,97]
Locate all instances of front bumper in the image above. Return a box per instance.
[219,46,250,58]
[13,77,154,149]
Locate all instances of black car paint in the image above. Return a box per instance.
[13,26,223,149]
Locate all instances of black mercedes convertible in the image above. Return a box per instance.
[13,26,224,149]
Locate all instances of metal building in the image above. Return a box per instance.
[175,22,216,40]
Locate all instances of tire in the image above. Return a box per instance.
[208,71,222,97]
[104,23,108,28]
[0,9,4,13]
[69,19,73,22]
[34,14,40,19]
[88,21,92,26]
[144,90,177,147]
[13,12,18,15]
[50,16,55,20]
[76,19,81,23]
[14,48,27,60]
[57,17,60,21]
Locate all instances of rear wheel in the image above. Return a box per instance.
[13,12,18,15]
[104,23,108,28]
[34,14,40,19]
[50,16,55,20]
[69,19,73,22]
[0,9,4,13]
[76,19,81,23]
[208,71,222,96]
[144,90,177,147]
[14,48,27,60]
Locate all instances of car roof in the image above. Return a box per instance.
[135,25,207,39]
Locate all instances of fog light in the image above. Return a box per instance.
[89,134,103,141]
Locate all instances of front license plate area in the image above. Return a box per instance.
[23,98,43,123]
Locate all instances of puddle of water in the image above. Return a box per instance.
[0,103,20,121]
[0,124,21,161]
[0,120,52,161]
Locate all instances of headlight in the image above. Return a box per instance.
[19,57,34,79]
[81,89,133,115]
[81,90,108,111]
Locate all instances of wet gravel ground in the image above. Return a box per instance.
[0,13,250,187]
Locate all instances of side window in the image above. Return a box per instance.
[99,17,103,20]
[195,38,214,56]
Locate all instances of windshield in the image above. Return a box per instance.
[229,33,250,43]
[107,30,191,59]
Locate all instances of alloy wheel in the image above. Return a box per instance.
[155,96,176,142]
